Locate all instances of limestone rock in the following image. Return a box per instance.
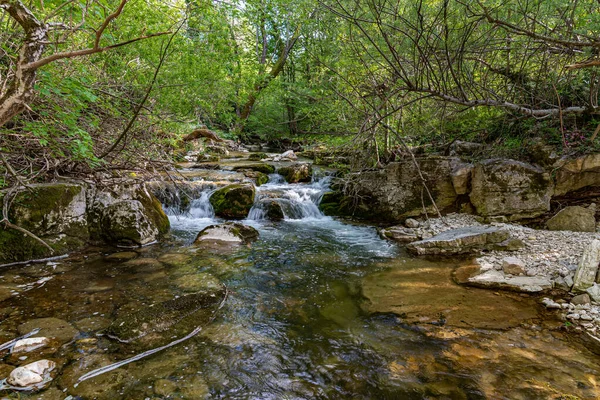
[101,200,159,246]
[252,199,284,221]
[450,163,473,195]
[7,359,56,388]
[571,293,591,305]
[468,270,552,292]
[196,153,220,162]
[0,183,88,263]
[379,226,419,243]
[554,153,600,196]
[586,283,600,302]
[194,222,259,244]
[502,257,526,275]
[546,206,596,232]
[277,163,312,183]
[572,239,600,292]
[88,184,170,246]
[404,218,420,228]
[240,170,269,186]
[273,150,298,161]
[448,140,485,156]
[406,226,510,255]
[339,158,459,222]
[470,159,553,221]
[209,184,255,219]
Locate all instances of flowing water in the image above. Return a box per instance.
[1,165,600,399]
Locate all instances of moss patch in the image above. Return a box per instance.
[232,163,275,174]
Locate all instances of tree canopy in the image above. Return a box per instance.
[1,0,600,181]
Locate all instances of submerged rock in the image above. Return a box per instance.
[277,163,312,183]
[194,223,259,245]
[546,206,596,232]
[18,317,78,344]
[103,287,226,343]
[209,184,255,219]
[406,226,511,255]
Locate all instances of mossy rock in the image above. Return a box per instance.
[135,188,170,236]
[248,152,268,161]
[0,184,89,263]
[277,163,312,183]
[196,153,220,162]
[209,184,255,219]
[232,163,275,174]
[263,200,284,221]
[319,191,354,218]
[240,170,269,186]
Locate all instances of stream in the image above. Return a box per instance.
[1,159,600,399]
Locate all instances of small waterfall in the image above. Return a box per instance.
[187,190,215,218]
[248,174,331,221]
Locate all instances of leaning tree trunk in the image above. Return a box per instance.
[236,25,302,132]
[0,0,47,127]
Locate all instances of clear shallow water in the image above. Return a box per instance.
[1,176,600,399]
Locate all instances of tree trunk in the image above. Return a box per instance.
[0,0,47,127]
[237,25,302,131]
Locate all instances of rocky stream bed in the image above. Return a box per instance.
[1,148,600,399]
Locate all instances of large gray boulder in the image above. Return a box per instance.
[406,226,513,255]
[277,163,312,183]
[470,159,553,221]
[546,206,596,232]
[341,157,459,222]
[572,240,600,292]
[88,184,170,247]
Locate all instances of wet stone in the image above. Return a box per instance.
[122,257,164,272]
[157,253,192,267]
[18,318,79,344]
[105,251,139,262]
[74,316,112,332]
[172,273,221,293]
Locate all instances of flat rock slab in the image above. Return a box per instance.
[407,226,509,255]
[468,270,552,293]
[361,259,539,329]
